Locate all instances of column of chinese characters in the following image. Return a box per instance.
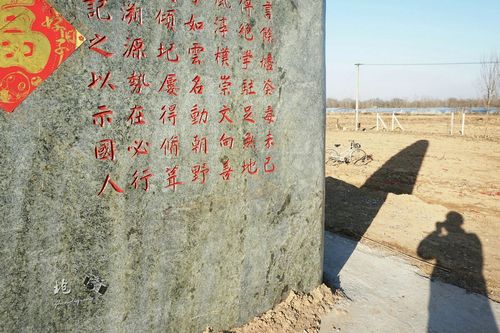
[85,0,120,195]
[261,0,277,175]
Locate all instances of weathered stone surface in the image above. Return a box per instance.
[0,1,325,332]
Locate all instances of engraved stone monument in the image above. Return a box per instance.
[0,0,325,331]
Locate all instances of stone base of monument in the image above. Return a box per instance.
[205,284,337,333]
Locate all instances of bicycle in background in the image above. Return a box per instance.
[326,140,372,166]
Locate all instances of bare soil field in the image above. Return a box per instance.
[220,113,499,333]
[206,284,338,333]
[325,113,500,301]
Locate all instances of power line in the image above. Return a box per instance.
[351,60,499,131]
[355,61,499,66]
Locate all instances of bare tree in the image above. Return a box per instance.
[479,53,499,109]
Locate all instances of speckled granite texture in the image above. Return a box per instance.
[0,0,325,331]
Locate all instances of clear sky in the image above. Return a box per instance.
[325,0,500,100]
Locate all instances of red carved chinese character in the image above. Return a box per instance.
[239,0,253,17]
[188,42,205,65]
[263,105,275,124]
[192,163,209,184]
[122,3,143,25]
[264,156,276,173]
[165,166,183,191]
[241,79,256,95]
[265,131,274,149]
[93,105,113,127]
[243,132,255,149]
[214,16,228,38]
[241,50,253,69]
[128,105,146,125]
[123,38,147,59]
[131,168,153,192]
[263,79,276,96]
[219,133,234,148]
[160,105,177,126]
[220,160,234,180]
[160,135,180,156]
[158,74,179,95]
[263,0,272,20]
[156,9,176,31]
[218,105,233,124]
[243,105,255,123]
[242,159,258,175]
[191,104,208,125]
[238,23,254,41]
[127,140,151,157]
[98,174,124,196]
[88,72,116,90]
[215,0,231,8]
[95,139,115,161]
[260,53,274,72]
[190,75,204,94]
[83,0,112,21]
[215,47,230,67]
[89,34,114,58]
[260,27,273,44]
[193,0,202,5]
[192,135,208,154]
[184,14,204,32]
[157,43,180,63]
[219,75,232,96]
[128,71,151,94]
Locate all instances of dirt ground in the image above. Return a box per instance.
[220,112,499,333]
[205,285,338,333]
[325,112,500,301]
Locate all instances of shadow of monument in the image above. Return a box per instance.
[417,212,498,332]
[323,140,429,287]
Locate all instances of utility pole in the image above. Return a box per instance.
[355,63,361,131]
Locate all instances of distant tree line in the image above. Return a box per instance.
[328,53,500,110]
[326,97,500,109]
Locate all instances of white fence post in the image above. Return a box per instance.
[391,112,404,131]
[376,113,388,131]
[461,112,465,136]
[450,112,454,135]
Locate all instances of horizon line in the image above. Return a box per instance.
[354,61,499,66]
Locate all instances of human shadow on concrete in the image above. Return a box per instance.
[323,140,429,288]
[417,212,498,332]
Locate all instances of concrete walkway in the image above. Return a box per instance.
[321,232,500,333]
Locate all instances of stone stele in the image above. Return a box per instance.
[0,0,325,332]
